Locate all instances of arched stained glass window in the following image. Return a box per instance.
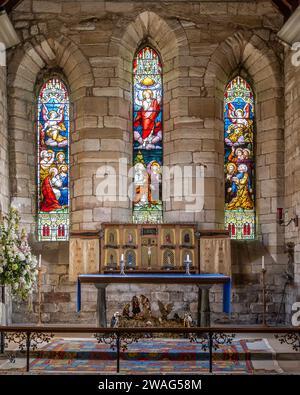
[224,76,255,240]
[37,78,70,241]
[132,46,163,223]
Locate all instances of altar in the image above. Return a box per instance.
[70,224,232,327]
[76,273,231,327]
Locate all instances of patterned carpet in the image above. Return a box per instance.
[25,337,283,374]
[30,358,252,373]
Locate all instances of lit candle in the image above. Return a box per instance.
[38,254,42,269]
[262,256,265,270]
[187,254,190,262]
[121,253,124,261]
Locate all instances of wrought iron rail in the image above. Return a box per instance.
[0,325,299,373]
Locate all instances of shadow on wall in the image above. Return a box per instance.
[231,240,277,286]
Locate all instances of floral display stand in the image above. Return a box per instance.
[0,207,38,349]
[0,285,12,353]
[0,285,12,326]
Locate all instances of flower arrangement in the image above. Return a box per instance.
[0,207,38,300]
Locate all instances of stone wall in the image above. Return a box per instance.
[0,49,11,326]
[106,284,199,322]
[284,47,300,323]
[0,59,9,214]
[6,0,290,325]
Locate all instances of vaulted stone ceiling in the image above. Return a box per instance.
[271,0,300,19]
[0,0,22,12]
[0,0,299,21]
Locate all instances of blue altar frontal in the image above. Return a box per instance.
[76,273,231,315]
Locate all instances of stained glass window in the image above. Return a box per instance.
[37,78,70,241]
[224,76,255,240]
[132,47,163,223]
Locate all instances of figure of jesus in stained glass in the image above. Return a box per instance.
[133,47,163,223]
[134,89,162,150]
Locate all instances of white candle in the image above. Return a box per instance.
[121,254,124,261]
[148,247,151,256]
[38,254,42,269]
[187,254,190,261]
[262,256,265,270]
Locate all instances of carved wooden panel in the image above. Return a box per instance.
[100,223,199,272]
[69,237,99,281]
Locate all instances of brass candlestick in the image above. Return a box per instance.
[147,247,151,270]
[184,256,192,275]
[120,255,125,276]
[261,268,267,326]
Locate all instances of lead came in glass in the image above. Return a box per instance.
[133,47,163,223]
[37,78,70,241]
[224,76,255,240]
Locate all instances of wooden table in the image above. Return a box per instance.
[76,273,231,327]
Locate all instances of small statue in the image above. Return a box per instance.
[132,296,141,317]
[110,311,120,328]
[166,233,171,244]
[167,252,172,266]
[145,320,153,338]
[163,251,174,269]
[183,312,193,328]
[184,233,190,244]
[122,303,131,319]
[109,233,114,244]
[128,233,133,244]
[157,300,174,321]
[183,312,193,339]
[140,294,151,319]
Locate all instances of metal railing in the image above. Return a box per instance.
[0,325,299,373]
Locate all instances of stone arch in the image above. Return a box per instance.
[204,30,284,257]
[8,35,94,234]
[205,31,282,97]
[110,11,189,61]
[108,11,191,222]
[9,35,94,96]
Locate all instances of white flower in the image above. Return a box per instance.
[0,207,38,300]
